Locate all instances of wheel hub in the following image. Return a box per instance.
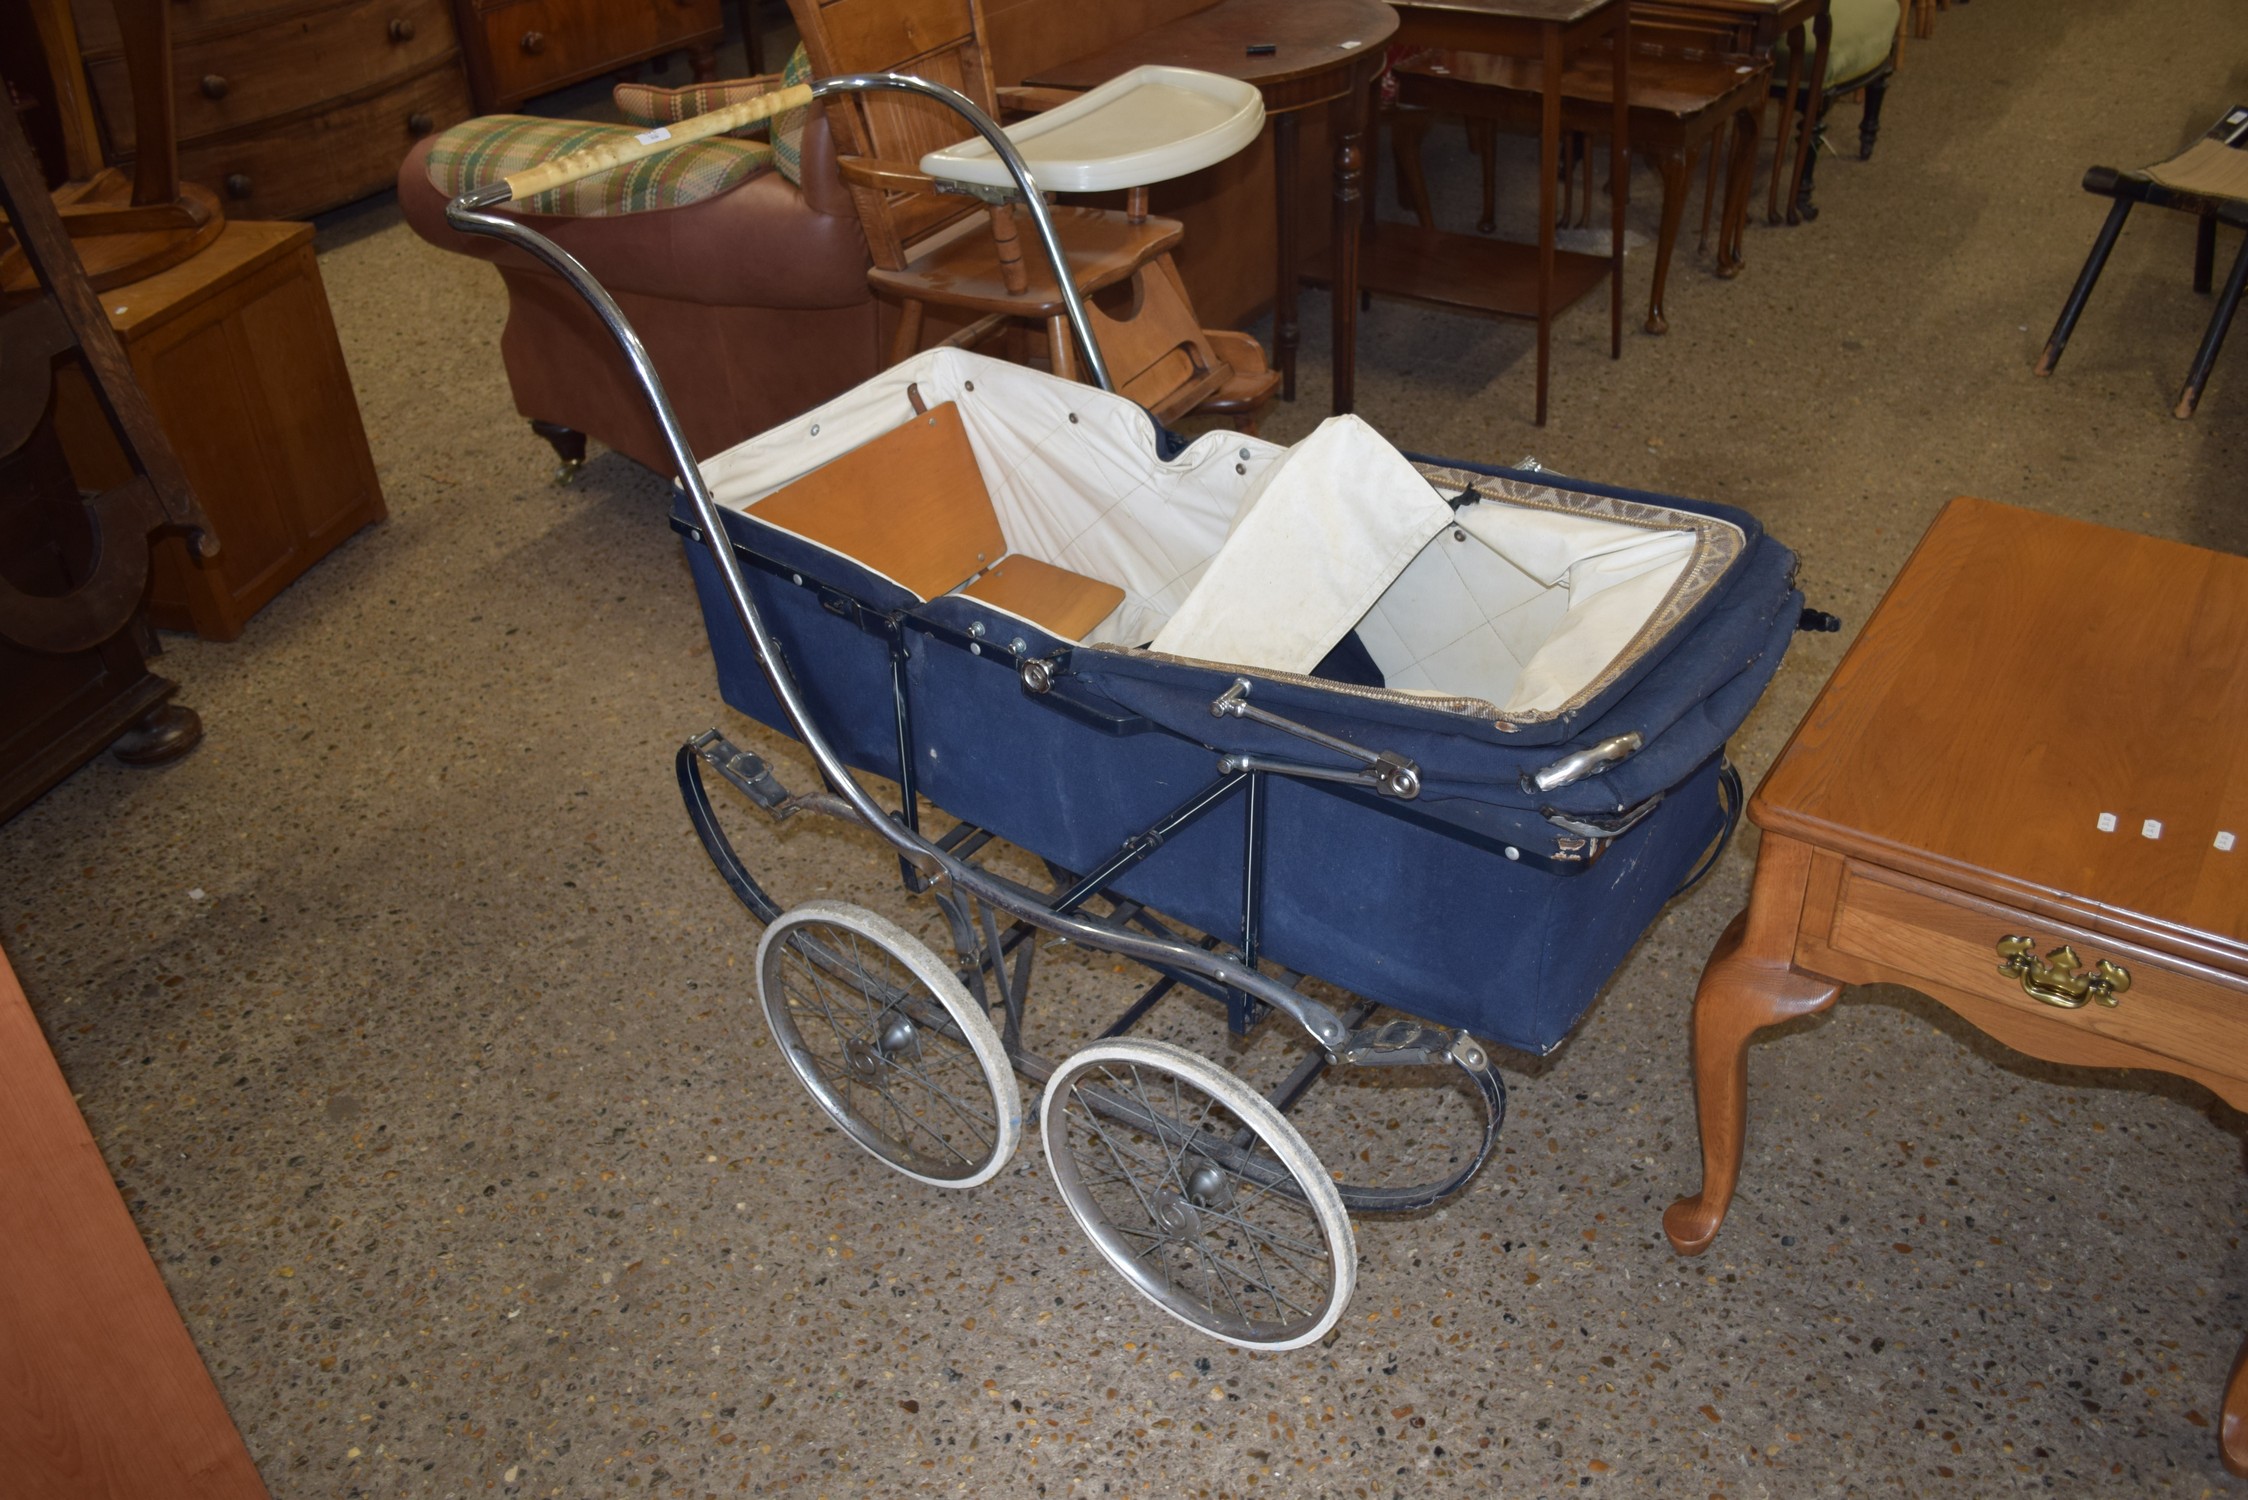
[1151,1189,1203,1239]
[842,1013,921,1081]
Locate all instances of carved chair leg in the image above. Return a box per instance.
[1858,77,1889,160]
[1663,836,1841,1256]
[529,420,586,485]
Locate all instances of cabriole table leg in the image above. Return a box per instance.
[1663,833,1840,1255]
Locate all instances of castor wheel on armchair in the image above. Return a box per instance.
[530,419,587,485]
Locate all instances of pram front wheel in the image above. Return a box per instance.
[1040,1039,1356,1351]
[757,901,1021,1189]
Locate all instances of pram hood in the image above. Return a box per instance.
[696,350,1800,845]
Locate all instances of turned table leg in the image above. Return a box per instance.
[1663,834,1840,1255]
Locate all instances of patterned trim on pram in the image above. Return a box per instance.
[1089,463,1744,730]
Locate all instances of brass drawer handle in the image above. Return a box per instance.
[1996,935,2131,1009]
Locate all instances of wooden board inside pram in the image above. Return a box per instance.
[747,400,1126,641]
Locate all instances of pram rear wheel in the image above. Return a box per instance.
[757,901,1021,1188]
[1040,1039,1356,1351]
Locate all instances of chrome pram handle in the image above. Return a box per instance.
[441,75,1368,1054]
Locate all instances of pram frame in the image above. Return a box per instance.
[448,74,1525,1346]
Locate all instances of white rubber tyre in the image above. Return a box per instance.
[757,900,1020,1188]
[1040,1037,1355,1350]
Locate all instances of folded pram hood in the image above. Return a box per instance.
[1146,415,1736,723]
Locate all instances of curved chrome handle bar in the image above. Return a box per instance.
[443,73,1351,1050]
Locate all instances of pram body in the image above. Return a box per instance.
[444,65,1808,1351]
[681,348,1800,1058]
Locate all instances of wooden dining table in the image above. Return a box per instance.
[1026,0,1399,415]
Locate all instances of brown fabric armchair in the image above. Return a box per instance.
[397,105,880,478]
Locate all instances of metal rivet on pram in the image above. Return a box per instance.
[445,62,1805,1352]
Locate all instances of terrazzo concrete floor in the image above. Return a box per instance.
[6,1,2248,1495]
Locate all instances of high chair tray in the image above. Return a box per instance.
[922,65,1264,194]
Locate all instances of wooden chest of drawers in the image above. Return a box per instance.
[452,0,724,113]
[72,0,473,221]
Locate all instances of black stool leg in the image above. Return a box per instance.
[2036,197,2134,376]
[2175,227,2248,418]
[2195,210,2218,294]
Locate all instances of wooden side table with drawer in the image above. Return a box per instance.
[1660,496,2248,1474]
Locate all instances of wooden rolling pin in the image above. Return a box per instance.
[502,81,816,202]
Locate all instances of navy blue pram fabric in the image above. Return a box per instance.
[676,461,1800,1056]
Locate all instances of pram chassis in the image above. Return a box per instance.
[445,75,1727,1349]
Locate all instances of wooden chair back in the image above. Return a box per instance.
[785,0,1001,268]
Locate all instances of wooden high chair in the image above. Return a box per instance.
[782,0,1280,429]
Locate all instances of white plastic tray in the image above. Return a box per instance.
[921,65,1264,194]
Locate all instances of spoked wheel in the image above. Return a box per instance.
[1040,1039,1356,1350]
[757,901,1020,1188]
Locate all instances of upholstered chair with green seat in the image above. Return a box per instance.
[1774,0,1907,219]
[398,46,880,480]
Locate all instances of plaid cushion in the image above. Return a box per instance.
[421,114,774,216]
[613,45,813,187]
[774,44,812,187]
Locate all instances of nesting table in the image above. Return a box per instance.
[1662,497,2248,1475]
[1636,0,1832,225]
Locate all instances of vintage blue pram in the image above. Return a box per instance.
[447,68,1808,1352]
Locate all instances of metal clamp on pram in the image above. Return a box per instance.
[445,72,1805,1352]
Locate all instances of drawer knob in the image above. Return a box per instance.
[224,173,253,199]
[389,16,416,41]
[201,74,229,100]
[520,30,546,54]
[1996,935,2131,1009]
[408,111,435,136]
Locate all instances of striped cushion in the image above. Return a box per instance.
[613,45,814,187]
[421,115,774,216]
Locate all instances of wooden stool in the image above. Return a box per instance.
[1393,42,1769,335]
